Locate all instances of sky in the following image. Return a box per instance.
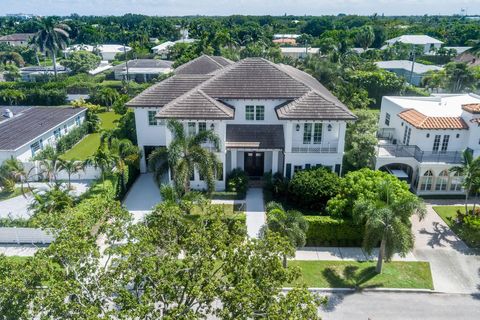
[0,0,479,16]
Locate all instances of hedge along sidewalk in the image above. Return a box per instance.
[293,247,417,262]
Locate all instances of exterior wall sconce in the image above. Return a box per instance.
[327,124,332,132]
[210,123,215,130]
[296,124,300,131]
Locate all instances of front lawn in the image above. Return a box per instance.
[432,205,480,248]
[289,260,434,289]
[61,112,121,160]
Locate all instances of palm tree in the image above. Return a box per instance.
[57,159,84,189]
[355,25,375,50]
[451,150,480,215]
[29,182,74,217]
[85,146,116,187]
[263,202,308,268]
[0,158,26,193]
[110,139,141,195]
[148,119,221,194]
[32,17,71,78]
[353,180,426,273]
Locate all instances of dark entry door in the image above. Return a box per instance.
[244,152,264,177]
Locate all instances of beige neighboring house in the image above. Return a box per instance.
[0,33,34,46]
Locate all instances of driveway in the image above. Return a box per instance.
[245,188,266,238]
[0,181,91,220]
[412,204,480,294]
[123,173,162,222]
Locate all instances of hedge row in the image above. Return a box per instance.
[56,124,88,154]
[305,216,364,247]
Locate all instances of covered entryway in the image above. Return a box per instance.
[244,151,264,177]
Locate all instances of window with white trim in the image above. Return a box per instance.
[30,141,41,157]
[433,135,441,152]
[420,170,434,191]
[450,172,463,191]
[245,105,255,120]
[198,122,207,133]
[303,123,312,144]
[385,113,390,126]
[187,122,196,136]
[313,123,322,144]
[435,170,448,191]
[441,135,450,152]
[148,111,158,126]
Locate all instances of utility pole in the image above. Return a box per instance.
[409,44,416,85]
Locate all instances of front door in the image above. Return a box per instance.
[244,152,264,177]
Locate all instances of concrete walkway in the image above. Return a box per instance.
[412,203,480,294]
[294,247,417,261]
[245,188,266,238]
[123,173,162,222]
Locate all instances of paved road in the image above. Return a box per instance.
[412,205,480,293]
[319,292,480,320]
[245,188,266,238]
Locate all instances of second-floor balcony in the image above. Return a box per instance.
[377,144,464,164]
[292,142,338,153]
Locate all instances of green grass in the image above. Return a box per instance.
[433,205,480,248]
[190,203,245,215]
[289,260,434,289]
[61,112,121,160]
[210,191,245,200]
[0,187,24,201]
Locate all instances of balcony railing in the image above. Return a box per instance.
[377,128,396,141]
[292,144,338,153]
[377,144,463,164]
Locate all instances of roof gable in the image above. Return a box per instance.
[175,55,232,75]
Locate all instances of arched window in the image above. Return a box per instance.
[420,170,434,191]
[450,171,463,191]
[435,170,449,191]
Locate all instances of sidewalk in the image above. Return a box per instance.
[294,247,417,261]
[245,188,266,238]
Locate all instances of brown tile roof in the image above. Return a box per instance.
[126,74,212,107]
[398,109,468,130]
[462,103,480,114]
[156,90,234,120]
[175,55,233,75]
[226,124,284,149]
[128,56,355,121]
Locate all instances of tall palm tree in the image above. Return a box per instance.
[57,159,84,189]
[263,202,308,268]
[451,150,480,214]
[355,25,375,50]
[110,139,141,195]
[353,180,426,273]
[148,119,221,194]
[32,17,71,78]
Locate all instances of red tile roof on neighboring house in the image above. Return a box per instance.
[273,38,297,45]
[462,103,480,114]
[398,109,468,130]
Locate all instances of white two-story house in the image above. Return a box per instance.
[128,55,356,191]
[376,93,480,195]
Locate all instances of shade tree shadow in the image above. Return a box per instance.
[419,222,471,253]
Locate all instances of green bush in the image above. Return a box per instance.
[226,169,249,196]
[305,216,364,247]
[56,123,88,154]
[288,167,340,211]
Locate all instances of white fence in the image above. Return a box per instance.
[23,161,101,182]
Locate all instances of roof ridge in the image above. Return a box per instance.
[204,55,224,68]
[197,89,234,116]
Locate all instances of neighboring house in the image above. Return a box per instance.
[63,44,132,61]
[385,35,443,54]
[375,93,480,195]
[273,34,301,40]
[444,46,472,55]
[127,55,356,191]
[152,39,197,58]
[113,59,173,82]
[20,65,70,82]
[454,51,480,67]
[0,33,34,46]
[375,60,443,86]
[280,47,320,59]
[273,38,297,46]
[0,106,86,163]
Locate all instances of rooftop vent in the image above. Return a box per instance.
[2,109,13,118]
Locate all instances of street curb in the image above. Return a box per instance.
[282,287,437,294]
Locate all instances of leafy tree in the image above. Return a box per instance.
[62,50,101,74]
[450,150,480,215]
[355,25,375,50]
[3,64,21,81]
[444,62,477,92]
[343,109,378,172]
[353,179,426,273]
[327,168,414,218]
[32,17,71,77]
[263,202,308,267]
[0,51,25,66]
[29,183,75,226]
[0,158,26,193]
[89,87,120,110]
[148,119,220,194]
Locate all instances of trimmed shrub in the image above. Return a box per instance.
[304,216,364,247]
[56,123,88,154]
[226,169,249,196]
[288,167,340,211]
